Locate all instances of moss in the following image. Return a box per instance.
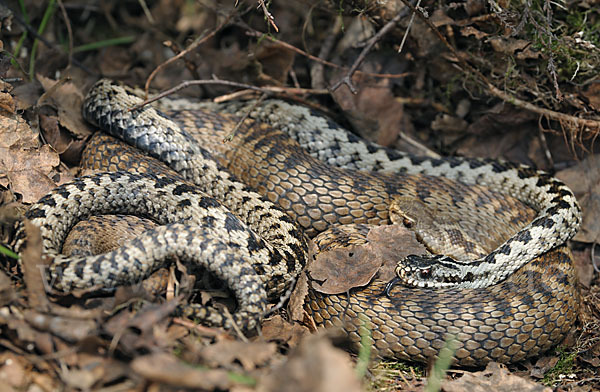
[542,347,577,386]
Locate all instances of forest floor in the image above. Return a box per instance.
[0,0,599,391]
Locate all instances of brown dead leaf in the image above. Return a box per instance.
[261,315,310,349]
[12,82,43,111]
[529,356,560,379]
[366,225,428,280]
[0,352,28,389]
[0,201,25,228]
[20,221,49,311]
[431,113,469,133]
[308,225,424,294]
[131,352,233,389]
[581,81,600,111]
[37,75,94,137]
[430,9,455,27]
[198,340,277,371]
[443,362,551,392]
[23,311,97,342]
[0,91,16,113]
[103,301,178,353]
[254,43,296,85]
[288,261,309,321]
[59,356,132,391]
[0,113,67,203]
[556,155,600,244]
[257,334,361,392]
[332,73,408,147]
[571,248,594,288]
[39,114,72,155]
[460,26,490,40]
[488,37,540,60]
[308,245,381,294]
[0,269,15,306]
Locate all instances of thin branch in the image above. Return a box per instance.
[243,29,410,80]
[329,6,412,93]
[143,11,236,95]
[56,0,73,69]
[130,77,329,111]
[257,0,278,32]
[223,93,267,142]
[397,0,421,54]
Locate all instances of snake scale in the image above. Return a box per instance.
[12,79,581,366]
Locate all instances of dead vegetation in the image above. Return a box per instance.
[0,0,599,390]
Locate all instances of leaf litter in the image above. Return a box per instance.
[0,1,599,391]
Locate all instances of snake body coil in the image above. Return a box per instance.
[14,80,581,366]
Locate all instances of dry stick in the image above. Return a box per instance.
[244,29,411,80]
[398,0,600,132]
[56,0,73,69]
[397,0,421,54]
[222,93,267,142]
[130,78,329,111]
[537,116,554,167]
[329,7,412,94]
[310,14,343,90]
[143,11,236,96]
[257,0,278,32]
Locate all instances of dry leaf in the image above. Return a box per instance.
[23,311,97,342]
[308,245,381,294]
[288,262,310,321]
[261,315,310,348]
[556,155,600,244]
[0,352,28,388]
[443,362,552,392]
[0,269,16,306]
[131,353,233,389]
[198,340,277,371]
[257,334,361,392]
[0,91,16,113]
[581,82,600,111]
[308,225,425,294]
[37,75,94,137]
[529,356,560,379]
[0,113,70,203]
[21,221,49,311]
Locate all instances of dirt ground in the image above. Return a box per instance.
[0,0,599,391]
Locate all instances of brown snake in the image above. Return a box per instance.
[13,80,581,366]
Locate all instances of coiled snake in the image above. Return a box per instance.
[12,80,581,366]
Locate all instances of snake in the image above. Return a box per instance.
[11,79,581,366]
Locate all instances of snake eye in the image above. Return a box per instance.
[402,217,414,228]
[419,268,431,279]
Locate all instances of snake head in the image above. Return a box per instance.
[391,254,463,289]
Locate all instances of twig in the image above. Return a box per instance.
[537,116,554,167]
[310,14,343,90]
[56,0,73,69]
[222,307,249,342]
[223,93,267,142]
[243,29,410,80]
[397,0,421,54]
[329,6,412,93]
[137,0,155,24]
[130,77,329,111]
[398,0,600,133]
[257,0,278,32]
[143,11,236,95]
[261,276,297,318]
